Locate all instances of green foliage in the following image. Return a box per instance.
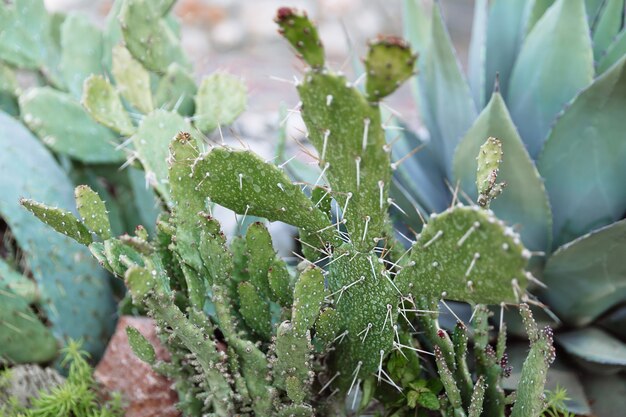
[0,340,123,417]
[20,5,554,417]
[400,1,626,413]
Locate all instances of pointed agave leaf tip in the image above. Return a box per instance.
[365,35,417,102]
[275,7,325,69]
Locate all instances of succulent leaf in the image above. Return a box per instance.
[238,281,272,340]
[397,205,529,304]
[126,325,157,365]
[112,44,154,114]
[538,55,626,247]
[364,35,416,102]
[82,75,135,136]
[275,8,324,68]
[59,15,104,98]
[119,0,189,72]
[19,87,124,163]
[75,185,112,240]
[194,73,247,133]
[508,0,594,158]
[21,199,93,246]
[155,63,197,116]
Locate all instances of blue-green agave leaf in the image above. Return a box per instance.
[582,373,626,417]
[468,0,488,110]
[484,0,527,100]
[597,28,626,74]
[557,327,626,367]
[0,111,116,360]
[508,0,594,158]
[453,92,552,253]
[542,219,626,326]
[402,0,431,56]
[586,0,608,26]
[538,56,626,246]
[592,0,625,60]
[415,3,477,177]
[523,0,555,35]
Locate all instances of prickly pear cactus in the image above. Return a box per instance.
[0,112,116,362]
[22,6,554,417]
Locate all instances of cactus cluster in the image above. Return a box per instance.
[0,0,247,363]
[22,8,556,416]
[397,1,626,414]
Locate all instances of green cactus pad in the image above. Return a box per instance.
[511,305,555,417]
[0,63,19,116]
[275,8,324,68]
[82,75,135,136]
[190,146,333,236]
[19,87,124,163]
[314,307,340,345]
[155,63,197,116]
[298,72,390,249]
[292,267,326,336]
[365,35,416,102]
[21,199,93,245]
[133,109,192,198]
[275,321,312,402]
[126,325,156,365]
[245,222,274,297]
[396,205,529,304]
[0,286,58,364]
[0,0,58,71]
[59,15,104,98]
[112,44,154,114]
[124,266,155,303]
[327,248,396,387]
[75,185,112,240]
[0,259,38,304]
[194,73,246,133]
[268,258,293,307]
[476,137,506,207]
[238,281,272,340]
[119,0,189,73]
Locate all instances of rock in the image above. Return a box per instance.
[95,316,180,417]
[0,364,64,407]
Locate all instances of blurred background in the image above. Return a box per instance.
[42,0,474,142]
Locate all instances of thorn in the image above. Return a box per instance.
[390,144,424,170]
[319,372,341,393]
[355,157,361,190]
[378,181,385,210]
[388,198,407,216]
[362,118,371,151]
[377,350,385,382]
[393,341,434,356]
[313,162,330,188]
[465,252,480,277]
[457,221,480,246]
[342,192,353,220]
[423,230,443,248]
[440,298,464,326]
[357,323,373,342]
[238,173,244,190]
[321,129,330,161]
[278,155,297,169]
[367,256,378,281]
[347,361,363,397]
[361,216,370,242]
[382,304,393,333]
[333,330,349,344]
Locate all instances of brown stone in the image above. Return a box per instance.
[95,316,180,417]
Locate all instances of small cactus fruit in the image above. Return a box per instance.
[275,7,324,68]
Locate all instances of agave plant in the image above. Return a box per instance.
[393,0,626,415]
